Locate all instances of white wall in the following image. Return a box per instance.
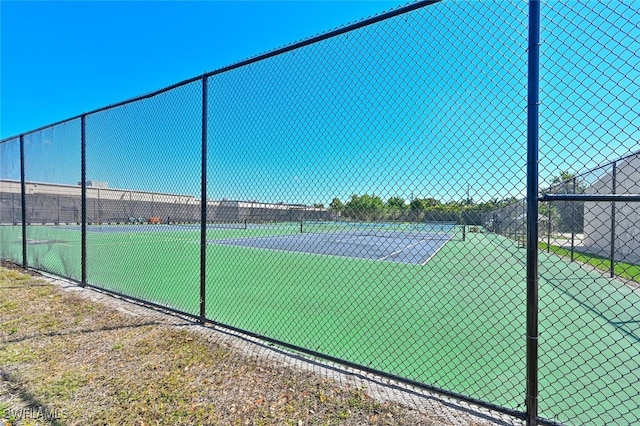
[0,179,198,204]
[583,153,640,263]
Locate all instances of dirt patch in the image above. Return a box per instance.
[0,260,41,277]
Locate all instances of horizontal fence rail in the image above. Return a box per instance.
[1,1,639,425]
[541,194,640,202]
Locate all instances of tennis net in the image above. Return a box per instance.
[300,220,465,241]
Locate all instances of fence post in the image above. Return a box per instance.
[200,75,208,324]
[524,202,527,244]
[81,114,87,287]
[19,135,27,268]
[526,0,541,424]
[571,177,576,262]
[546,202,551,253]
[610,162,617,278]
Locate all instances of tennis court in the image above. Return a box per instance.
[2,223,639,424]
[209,228,456,265]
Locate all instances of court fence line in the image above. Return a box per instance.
[1,1,639,425]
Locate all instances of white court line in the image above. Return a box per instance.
[377,239,428,261]
[375,234,454,265]
[420,236,454,266]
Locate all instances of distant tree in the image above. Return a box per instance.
[409,198,440,211]
[386,196,407,220]
[326,192,551,227]
[546,172,586,233]
[343,194,385,221]
[329,198,344,213]
[498,197,519,208]
[550,171,580,190]
[408,198,441,221]
[313,203,324,209]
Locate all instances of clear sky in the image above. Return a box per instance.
[1,0,410,139]
[1,1,638,206]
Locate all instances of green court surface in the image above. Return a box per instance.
[1,223,638,424]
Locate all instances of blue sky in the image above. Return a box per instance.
[1,1,638,206]
[1,0,410,139]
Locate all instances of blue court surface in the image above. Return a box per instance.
[210,231,454,265]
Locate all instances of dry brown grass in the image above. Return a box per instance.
[0,265,470,425]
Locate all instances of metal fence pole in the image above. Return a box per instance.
[19,134,27,268]
[610,162,617,278]
[200,75,208,323]
[547,203,551,253]
[81,114,87,287]
[571,177,576,262]
[524,202,527,244]
[526,0,541,424]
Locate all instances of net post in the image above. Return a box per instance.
[462,224,466,241]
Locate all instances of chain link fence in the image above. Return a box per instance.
[0,138,23,264]
[537,2,640,424]
[1,1,638,424]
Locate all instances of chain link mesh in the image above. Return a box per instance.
[23,121,82,279]
[538,1,640,424]
[85,80,202,315]
[205,0,529,415]
[0,138,22,263]
[0,1,639,424]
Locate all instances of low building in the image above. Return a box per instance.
[583,151,640,264]
[0,180,329,225]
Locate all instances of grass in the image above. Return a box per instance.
[0,265,472,425]
[539,242,640,283]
